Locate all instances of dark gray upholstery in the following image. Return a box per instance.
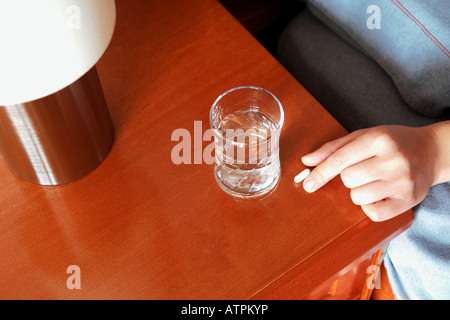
[277,9,450,132]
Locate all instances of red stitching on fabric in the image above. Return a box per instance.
[396,1,450,55]
[391,0,450,59]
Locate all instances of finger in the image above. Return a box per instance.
[361,198,409,222]
[303,133,378,192]
[340,157,386,189]
[301,131,363,167]
[350,180,391,206]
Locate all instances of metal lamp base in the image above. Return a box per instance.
[0,66,114,186]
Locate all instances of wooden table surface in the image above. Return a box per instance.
[0,0,413,299]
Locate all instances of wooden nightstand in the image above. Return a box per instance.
[0,0,412,299]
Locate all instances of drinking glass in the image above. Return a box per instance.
[210,86,284,199]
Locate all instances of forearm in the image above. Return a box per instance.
[429,120,450,185]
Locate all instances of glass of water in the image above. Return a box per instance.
[210,86,284,199]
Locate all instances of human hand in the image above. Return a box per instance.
[301,125,441,222]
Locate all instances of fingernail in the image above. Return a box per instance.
[303,178,316,193]
[301,155,310,164]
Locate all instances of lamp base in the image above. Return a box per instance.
[0,66,114,186]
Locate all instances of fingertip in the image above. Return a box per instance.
[361,200,404,222]
[361,203,381,221]
[300,155,310,165]
[301,154,318,167]
[303,178,317,193]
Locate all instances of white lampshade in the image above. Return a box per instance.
[0,0,116,106]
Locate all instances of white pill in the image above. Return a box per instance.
[294,168,310,184]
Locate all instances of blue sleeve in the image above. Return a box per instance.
[384,182,450,300]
